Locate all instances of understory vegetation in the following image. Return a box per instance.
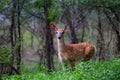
[2,58,120,80]
[0,0,120,79]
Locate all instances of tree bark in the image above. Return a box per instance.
[96,8,105,60]
[101,0,120,54]
[68,21,78,43]
[65,8,78,44]
[10,0,17,74]
[16,0,21,72]
[44,0,54,73]
[104,9,120,54]
[60,1,78,44]
[80,21,85,42]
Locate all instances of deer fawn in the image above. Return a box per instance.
[50,24,95,71]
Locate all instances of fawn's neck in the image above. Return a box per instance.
[57,37,65,53]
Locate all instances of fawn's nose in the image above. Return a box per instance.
[58,37,61,39]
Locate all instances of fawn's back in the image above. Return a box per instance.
[62,42,95,61]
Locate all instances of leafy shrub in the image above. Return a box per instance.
[0,46,12,63]
[2,59,120,80]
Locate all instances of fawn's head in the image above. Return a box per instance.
[50,24,68,40]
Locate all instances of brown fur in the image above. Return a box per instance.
[58,42,95,70]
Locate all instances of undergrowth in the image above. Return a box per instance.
[2,59,120,80]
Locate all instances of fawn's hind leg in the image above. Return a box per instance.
[70,60,75,70]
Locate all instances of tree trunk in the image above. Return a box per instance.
[104,9,120,54]
[69,22,78,44]
[44,0,54,73]
[96,9,105,60]
[61,1,78,44]
[80,21,85,42]
[16,0,21,72]
[65,8,78,44]
[10,0,17,74]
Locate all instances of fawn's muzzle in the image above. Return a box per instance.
[58,37,61,39]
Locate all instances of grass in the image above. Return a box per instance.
[2,58,120,80]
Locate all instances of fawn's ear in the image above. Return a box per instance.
[64,25,69,31]
[50,24,57,31]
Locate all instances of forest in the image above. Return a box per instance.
[0,0,120,80]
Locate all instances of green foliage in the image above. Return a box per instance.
[24,0,63,23]
[105,0,120,7]
[0,0,11,10]
[28,0,44,10]
[0,46,12,63]
[20,61,46,74]
[76,0,120,9]
[48,0,63,23]
[2,59,120,80]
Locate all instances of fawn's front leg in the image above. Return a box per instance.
[58,53,66,71]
